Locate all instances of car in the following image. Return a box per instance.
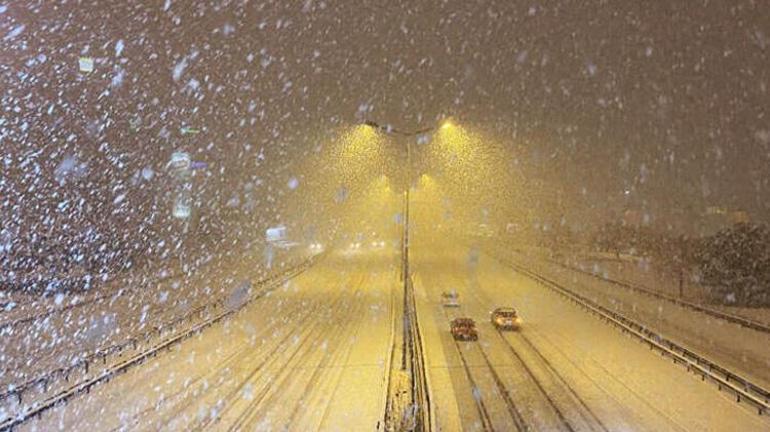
[490,307,521,330]
[450,317,478,341]
[441,290,460,307]
[443,297,460,308]
[441,290,459,300]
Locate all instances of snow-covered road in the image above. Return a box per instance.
[504,249,770,392]
[12,240,770,431]
[19,250,397,431]
[411,235,770,432]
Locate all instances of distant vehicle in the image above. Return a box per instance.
[490,307,521,330]
[441,290,460,307]
[450,317,478,341]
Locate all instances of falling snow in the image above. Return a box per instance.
[1,1,769,431]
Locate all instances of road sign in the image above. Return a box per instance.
[78,57,94,73]
[173,195,191,219]
[168,152,191,171]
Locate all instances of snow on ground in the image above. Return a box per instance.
[569,254,770,326]
[0,245,308,408]
[504,249,770,392]
[18,250,396,431]
[412,234,770,431]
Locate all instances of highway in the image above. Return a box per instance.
[13,240,770,431]
[480,245,770,393]
[18,249,398,431]
[410,233,770,431]
[4,1,767,430]
[0,245,305,397]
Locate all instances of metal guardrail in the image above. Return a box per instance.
[0,255,321,430]
[405,275,433,432]
[379,273,399,432]
[496,256,770,416]
[545,257,770,334]
[0,270,182,334]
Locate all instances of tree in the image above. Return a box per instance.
[694,223,770,306]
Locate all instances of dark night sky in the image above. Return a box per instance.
[1,0,769,239]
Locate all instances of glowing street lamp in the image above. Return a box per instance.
[362,118,454,284]
[363,120,435,137]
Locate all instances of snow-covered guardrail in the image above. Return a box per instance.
[496,255,770,416]
[405,275,434,432]
[378,273,398,432]
[0,268,182,334]
[0,254,323,430]
[546,257,770,334]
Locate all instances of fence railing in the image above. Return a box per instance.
[496,254,770,416]
[0,253,322,428]
[404,275,433,432]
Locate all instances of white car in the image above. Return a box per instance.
[441,291,460,307]
[491,307,522,330]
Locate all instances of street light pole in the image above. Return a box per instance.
[404,136,411,281]
[362,121,431,282]
[364,119,446,430]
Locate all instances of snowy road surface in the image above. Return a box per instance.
[21,250,398,431]
[0,245,306,393]
[505,250,770,392]
[411,234,770,432]
[17,242,770,431]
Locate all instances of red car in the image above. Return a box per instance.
[450,318,478,341]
